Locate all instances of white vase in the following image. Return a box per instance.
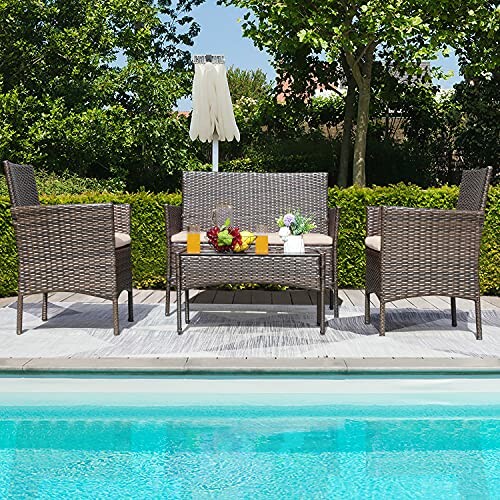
[284,235,305,254]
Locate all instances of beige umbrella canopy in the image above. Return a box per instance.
[189,55,240,171]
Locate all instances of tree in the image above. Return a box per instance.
[226,66,272,104]
[0,0,204,190]
[221,0,497,186]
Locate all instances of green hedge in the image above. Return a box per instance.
[0,185,498,296]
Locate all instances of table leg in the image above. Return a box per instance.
[320,253,326,335]
[176,254,183,335]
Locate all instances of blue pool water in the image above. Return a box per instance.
[0,379,499,499]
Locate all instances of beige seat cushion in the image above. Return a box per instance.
[365,235,381,252]
[171,231,332,246]
[115,232,131,248]
[269,232,333,246]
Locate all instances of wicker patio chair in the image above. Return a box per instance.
[365,166,493,339]
[165,172,340,316]
[3,160,134,336]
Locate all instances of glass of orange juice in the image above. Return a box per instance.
[255,224,268,255]
[187,224,201,253]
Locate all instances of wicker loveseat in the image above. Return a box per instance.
[165,172,339,316]
[4,161,134,336]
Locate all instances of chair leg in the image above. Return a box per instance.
[185,289,190,324]
[113,298,120,336]
[379,301,386,336]
[329,289,334,310]
[365,292,371,324]
[165,281,171,316]
[317,291,321,325]
[333,288,339,319]
[475,299,482,340]
[451,297,457,327]
[128,290,134,322]
[17,293,23,335]
[42,292,48,321]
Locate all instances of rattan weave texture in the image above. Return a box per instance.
[182,172,329,233]
[180,252,322,289]
[177,249,326,334]
[365,166,493,339]
[3,160,134,336]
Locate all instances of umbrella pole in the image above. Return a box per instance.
[212,134,219,172]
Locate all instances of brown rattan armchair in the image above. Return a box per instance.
[165,172,340,317]
[365,166,493,339]
[3,161,134,336]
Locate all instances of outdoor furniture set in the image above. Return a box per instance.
[3,162,493,339]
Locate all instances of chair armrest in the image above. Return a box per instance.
[380,206,485,274]
[11,203,116,253]
[366,206,382,237]
[11,204,118,291]
[328,207,340,242]
[165,204,182,242]
[113,204,131,234]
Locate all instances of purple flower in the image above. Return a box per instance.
[283,213,295,227]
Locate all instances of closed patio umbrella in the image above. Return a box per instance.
[189,55,240,171]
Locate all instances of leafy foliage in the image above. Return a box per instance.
[226,67,273,104]
[220,0,498,186]
[276,210,316,235]
[1,185,498,296]
[0,0,203,191]
[0,170,125,197]
[454,75,499,177]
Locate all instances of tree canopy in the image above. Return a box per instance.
[0,0,203,190]
[221,0,499,185]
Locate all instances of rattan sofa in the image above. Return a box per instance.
[3,161,134,336]
[165,172,339,316]
[365,166,493,339]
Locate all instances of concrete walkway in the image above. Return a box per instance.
[0,290,499,374]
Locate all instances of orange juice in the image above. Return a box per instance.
[255,234,268,255]
[187,231,200,253]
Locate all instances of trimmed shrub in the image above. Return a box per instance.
[0,170,125,197]
[0,185,498,296]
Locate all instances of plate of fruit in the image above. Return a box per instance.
[207,219,256,253]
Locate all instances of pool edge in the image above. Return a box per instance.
[0,357,499,375]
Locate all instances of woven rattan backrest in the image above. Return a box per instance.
[456,166,493,211]
[182,172,328,233]
[3,161,40,207]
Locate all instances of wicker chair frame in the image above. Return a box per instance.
[365,166,493,339]
[165,172,339,316]
[3,161,134,336]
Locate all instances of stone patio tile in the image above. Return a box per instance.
[22,357,189,373]
[344,357,500,373]
[0,358,32,371]
[185,357,348,373]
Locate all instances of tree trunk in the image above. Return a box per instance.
[338,77,356,187]
[350,46,375,187]
[353,83,371,186]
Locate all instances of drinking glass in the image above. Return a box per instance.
[187,224,201,254]
[212,202,233,227]
[255,223,268,255]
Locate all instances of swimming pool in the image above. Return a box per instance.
[1,376,499,499]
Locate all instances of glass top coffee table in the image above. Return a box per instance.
[175,248,326,335]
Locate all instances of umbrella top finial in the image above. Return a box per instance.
[193,54,225,65]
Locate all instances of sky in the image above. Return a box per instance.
[177,1,462,110]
